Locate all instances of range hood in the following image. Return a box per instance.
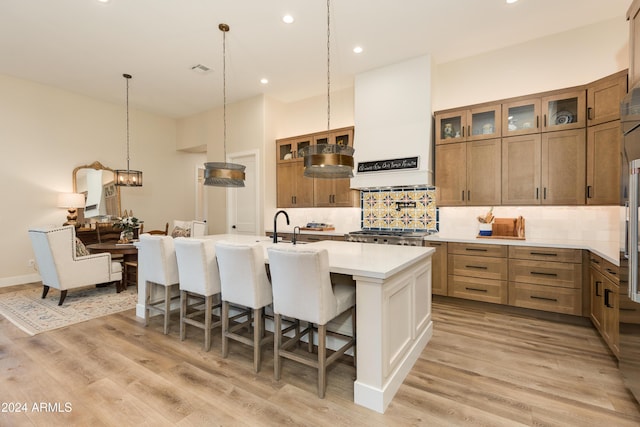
[351,55,434,189]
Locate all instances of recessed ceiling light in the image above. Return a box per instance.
[506,0,518,4]
[353,46,363,54]
[260,78,269,84]
[282,15,294,24]
[97,0,111,3]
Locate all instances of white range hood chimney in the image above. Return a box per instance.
[351,55,433,189]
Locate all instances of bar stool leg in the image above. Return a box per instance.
[318,324,327,398]
[274,313,282,380]
[253,308,262,373]
[163,285,171,335]
[222,301,230,358]
[204,295,213,351]
[180,290,187,341]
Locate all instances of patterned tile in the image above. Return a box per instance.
[359,186,438,233]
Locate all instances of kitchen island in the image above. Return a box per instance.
[135,235,434,413]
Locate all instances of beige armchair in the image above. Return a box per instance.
[28,225,123,305]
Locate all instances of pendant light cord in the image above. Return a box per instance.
[222,24,228,161]
[124,73,132,173]
[326,0,331,133]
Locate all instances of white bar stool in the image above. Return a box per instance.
[215,241,273,372]
[267,245,356,398]
[174,237,222,351]
[138,234,180,335]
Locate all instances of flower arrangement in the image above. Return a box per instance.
[114,214,142,233]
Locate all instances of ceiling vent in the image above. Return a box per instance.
[191,64,212,74]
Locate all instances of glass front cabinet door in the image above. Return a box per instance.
[542,90,586,132]
[436,110,467,144]
[502,98,542,137]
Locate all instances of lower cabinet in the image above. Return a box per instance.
[447,242,508,304]
[589,253,620,357]
[508,246,583,315]
[423,241,447,296]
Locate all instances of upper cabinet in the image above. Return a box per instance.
[435,104,501,144]
[586,70,628,127]
[276,126,358,208]
[628,0,640,88]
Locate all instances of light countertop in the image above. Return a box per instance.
[424,233,619,266]
[206,235,434,279]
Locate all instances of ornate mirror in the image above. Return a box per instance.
[73,161,121,221]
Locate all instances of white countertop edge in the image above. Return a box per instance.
[424,234,620,266]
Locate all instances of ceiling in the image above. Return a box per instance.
[0,0,631,118]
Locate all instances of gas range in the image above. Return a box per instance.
[345,229,436,246]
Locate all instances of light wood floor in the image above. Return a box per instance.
[1,284,640,426]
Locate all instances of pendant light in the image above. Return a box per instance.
[301,0,355,179]
[114,73,143,187]
[204,23,246,187]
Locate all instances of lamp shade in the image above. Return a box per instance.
[57,192,85,208]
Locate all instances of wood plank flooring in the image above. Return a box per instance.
[1,284,639,426]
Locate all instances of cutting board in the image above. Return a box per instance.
[477,216,525,240]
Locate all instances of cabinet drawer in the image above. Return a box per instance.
[509,259,582,288]
[448,275,508,304]
[589,253,603,272]
[448,254,508,281]
[601,258,619,284]
[448,242,508,258]
[509,246,582,263]
[508,282,582,315]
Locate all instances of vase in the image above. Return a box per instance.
[120,230,134,243]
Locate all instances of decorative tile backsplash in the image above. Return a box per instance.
[360,186,438,232]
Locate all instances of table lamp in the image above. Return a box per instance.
[57,192,85,226]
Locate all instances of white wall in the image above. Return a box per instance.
[433,17,628,111]
[0,74,204,286]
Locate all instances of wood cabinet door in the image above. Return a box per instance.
[602,280,620,357]
[467,104,502,141]
[587,71,627,126]
[587,121,621,205]
[424,241,447,296]
[435,142,467,206]
[541,129,586,205]
[590,268,605,331]
[435,109,468,144]
[466,139,501,206]
[502,134,542,205]
[276,162,295,208]
[502,97,541,137]
[542,90,586,132]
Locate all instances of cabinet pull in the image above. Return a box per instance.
[605,268,618,276]
[530,271,558,277]
[462,126,465,138]
[467,125,471,137]
[543,114,547,127]
[620,307,638,312]
[536,115,539,129]
[543,187,547,199]
[462,191,465,201]
[465,265,488,270]
[529,251,557,257]
[467,190,470,201]
[595,280,602,297]
[604,288,613,308]
[536,188,539,200]
[590,258,600,264]
[465,247,488,252]
[465,287,488,293]
[587,185,592,199]
[530,295,558,302]
[588,107,593,120]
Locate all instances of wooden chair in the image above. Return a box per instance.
[140,223,169,235]
[96,224,122,243]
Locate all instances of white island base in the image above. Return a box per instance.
[136,237,434,413]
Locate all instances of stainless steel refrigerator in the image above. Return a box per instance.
[620,85,640,402]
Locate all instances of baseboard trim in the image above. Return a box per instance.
[0,274,41,288]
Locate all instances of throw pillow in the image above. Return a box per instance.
[171,226,191,238]
[75,237,90,257]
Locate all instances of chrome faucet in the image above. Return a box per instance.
[293,226,301,245]
[273,210,290,243]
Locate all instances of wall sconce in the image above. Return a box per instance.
[57,192,85,226]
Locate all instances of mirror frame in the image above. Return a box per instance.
[72,161,121,219]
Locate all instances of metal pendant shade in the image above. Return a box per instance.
[204,23,246,188]
[302,0,355,179]
[114,73,143,187]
